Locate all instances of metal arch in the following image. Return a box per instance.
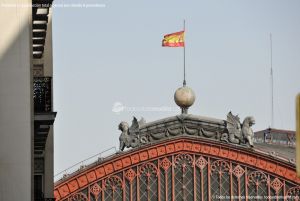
[54,137,300,200]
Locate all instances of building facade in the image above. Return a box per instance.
[0,0,55,200]
[255,128,295,146]
[54,114,299,201]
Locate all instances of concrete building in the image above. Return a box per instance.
[0,0,55,200]
[255,128,295,146]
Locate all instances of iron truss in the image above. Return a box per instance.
[54,138,300,201]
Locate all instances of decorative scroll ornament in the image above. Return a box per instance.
[139,162,158,177]
[160,157,172,171]
[104,175,123,191]
[90,183,102,200]
[195,156,208,170]
[174,154,194,172]
[90,183,102,197]
[270,178,283,193]
[211,160,230,174]
[286,186,300,200]
[118,112,255,151]
[248,171,268,186]
[232,165,245,179]
[125,169,136,183]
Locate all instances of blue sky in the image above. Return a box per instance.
[52,0,300,175]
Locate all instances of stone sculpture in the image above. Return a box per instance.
[222,112,255,147]
[118,121,130,151]
[118,117,145,151]
[118,112,255,151]
[241,116,255,147]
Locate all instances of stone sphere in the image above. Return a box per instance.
[174,86,196,108]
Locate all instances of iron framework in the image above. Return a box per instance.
[58,152,300,201]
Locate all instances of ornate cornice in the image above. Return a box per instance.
[118,112,255,151]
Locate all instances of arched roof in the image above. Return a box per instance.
[54,112,300,201]
[54,136,299,200]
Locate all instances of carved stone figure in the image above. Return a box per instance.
[223,112,255,147]
[118,117,146,151]
[241,116,255,147]
[118,121,130,151]
[225,112,243,144]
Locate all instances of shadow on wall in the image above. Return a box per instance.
[0,3,33,201]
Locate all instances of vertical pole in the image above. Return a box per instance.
[88,185,91,201]
[230,162,233,201]
[238,176,241,201]
[270,33,274,128]
[267,174,271,201]
[165,169,168,201]
[183,20,186,87]
[283,181,286,201]
[181,20,187,115]
[245,167,248,201]
[172,155,175,201]
[123,171,126,201]
[201,167,204,201]
[208,157,211,201]
[193,155,196,201]
[158,159,161,201]
[130,182,132,201]
[102,180,105,201]
[137,165,140,201]
[296,94,300,176]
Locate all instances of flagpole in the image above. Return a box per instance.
[183,20,186,87]
[270,33,274,128]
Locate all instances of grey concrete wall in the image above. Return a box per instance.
[0,0,33,200]
[44,127,54,198]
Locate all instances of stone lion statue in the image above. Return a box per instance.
[118,121,130,151]
[242,116,255,147]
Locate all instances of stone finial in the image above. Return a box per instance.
[174,86,196,114]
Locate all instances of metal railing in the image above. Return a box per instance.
[33,77,52,112]
[54,146,117,182]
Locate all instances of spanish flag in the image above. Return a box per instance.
[162,31,185,47]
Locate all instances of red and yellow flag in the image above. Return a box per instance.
[162,31,185,47]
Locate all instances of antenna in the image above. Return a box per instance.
[270,33,274,128]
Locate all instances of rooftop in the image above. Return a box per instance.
[54,113,296,183]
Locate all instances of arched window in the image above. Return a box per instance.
[104,175,123,201]
[248,171,268,200]
[210,160,231,200]
[139,162,158,201]
[174,153,194,200]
